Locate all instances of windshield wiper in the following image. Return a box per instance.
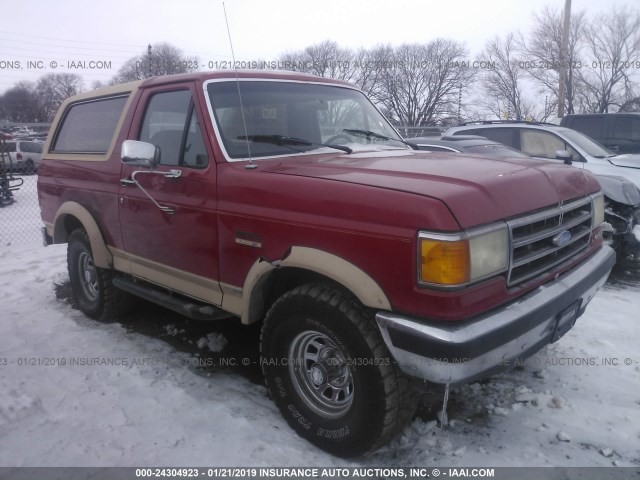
[238,134,352,154]
[342,129,418,150]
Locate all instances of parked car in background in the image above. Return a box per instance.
[408,134,531,158]
[0,140,43,174]
[560,113,640,154]
[445,121,640,189]
[596,174,640,261]
[12,127,36,139]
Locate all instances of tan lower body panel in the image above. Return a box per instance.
[110,248,224,306]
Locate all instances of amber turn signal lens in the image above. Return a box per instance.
[420,238,470,285]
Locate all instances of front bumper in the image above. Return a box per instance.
[376,245,616,385]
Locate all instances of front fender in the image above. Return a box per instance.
[239,246,391,324]
[52,201,112,269]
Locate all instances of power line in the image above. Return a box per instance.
[0,30,145,48]
[0,38,140,56]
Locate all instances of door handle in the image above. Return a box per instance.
[120,178,135,186]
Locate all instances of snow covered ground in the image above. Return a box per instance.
[0,176,639,468]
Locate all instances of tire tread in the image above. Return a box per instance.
[67,228,133,320]
[261,283,418,456]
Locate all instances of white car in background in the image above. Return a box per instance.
[445,121,640,189]
[0,140,43,174]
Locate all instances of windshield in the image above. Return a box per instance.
[207,81,405,159]
[559,128,614,158]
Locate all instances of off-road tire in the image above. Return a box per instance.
[67,228,133,320]
[260,284,418,457]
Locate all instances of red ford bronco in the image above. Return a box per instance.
[38,71,615,456]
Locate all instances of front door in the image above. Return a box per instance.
[117,83,222,305]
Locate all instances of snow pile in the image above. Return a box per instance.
[163,324,185,337]
[0,386,43,428]
[196,332,228,352]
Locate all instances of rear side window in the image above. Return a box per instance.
[20,142,43,153]
[569,117,603,141]
[0,142,17,153]
[52,96,128,154]
[453,127,516,148]
[472,128,516,148]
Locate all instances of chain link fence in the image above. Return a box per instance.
[0,173,43,248]
[0,125,49,248]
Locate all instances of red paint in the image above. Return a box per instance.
[38,71,603,322]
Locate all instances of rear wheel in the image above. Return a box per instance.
[67,228,133,320]
[260,284,417,457]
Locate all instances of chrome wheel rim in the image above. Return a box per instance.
[289,330,354,418]
[78,251,99,301]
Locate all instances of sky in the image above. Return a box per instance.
[0,0,636,93]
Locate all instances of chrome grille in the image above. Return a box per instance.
[507,197,593,286]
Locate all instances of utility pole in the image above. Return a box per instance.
[457,84,462,122]
[147,43,152,78]
[557,0,571,118]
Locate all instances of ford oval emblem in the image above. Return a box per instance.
[553,230,572,247]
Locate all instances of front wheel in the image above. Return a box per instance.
[67,228,132,320]
[260,284,417,457]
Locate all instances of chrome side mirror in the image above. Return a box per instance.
[121,140,159,167]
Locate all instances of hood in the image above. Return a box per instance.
[607,154,640,169]
[596,174,640,206]
[260,149,600,228]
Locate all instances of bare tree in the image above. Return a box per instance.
[305,40,357,82]
[111,43,199,84]
[35,73,83,121]
[278,42,391,101]
[618,96,640,112]
[278,40,358,82]
[353,45,394,101]
[378,40,473,126]
[0,82,41,122]
[480,34,534,120]
[576,7,640,112]
[521,6,586,115]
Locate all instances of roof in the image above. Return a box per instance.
[448,122,573,134]
[138,70,354,89]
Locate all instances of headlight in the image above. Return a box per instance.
[418,224,509,287]
[591,192,605,228]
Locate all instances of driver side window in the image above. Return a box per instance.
[520,129,580,161]
[139,90,209,168]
